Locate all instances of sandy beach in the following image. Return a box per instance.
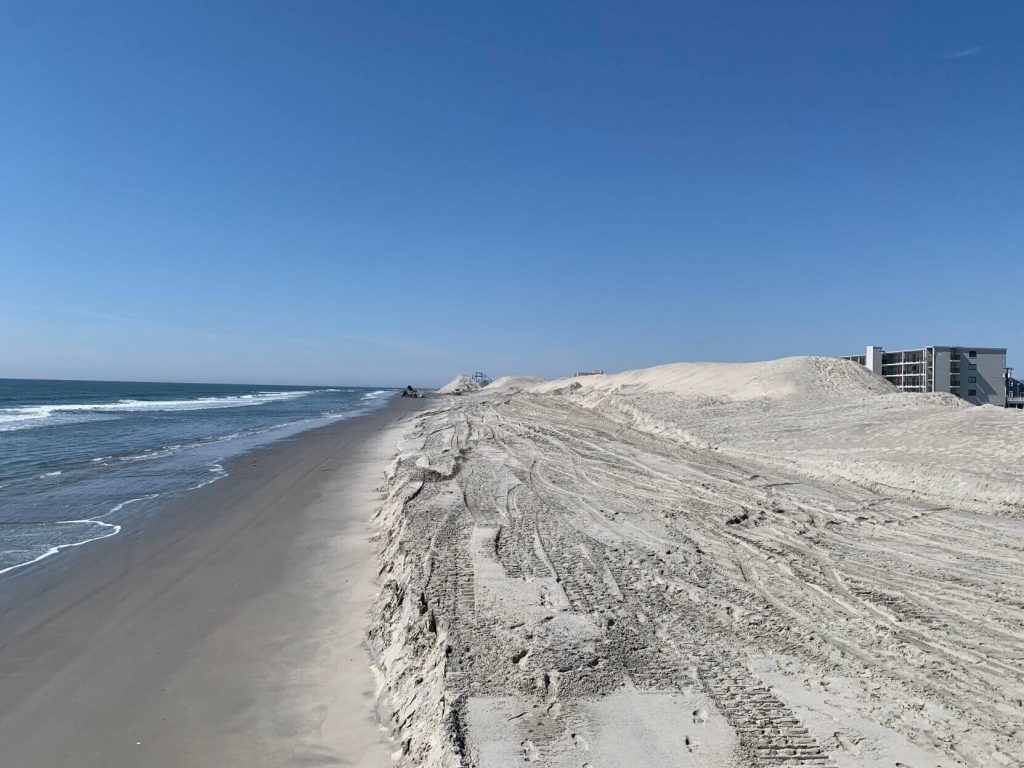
[0,395,423,767]
[372,361,1024,767]
[5,1,1017,764]
[4,359,1021,768]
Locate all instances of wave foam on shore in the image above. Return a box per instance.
[0,390,320,432]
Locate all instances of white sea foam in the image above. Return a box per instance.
[0,519,121,576]
[186,462,227,490]
[0,390,321,432]
[0,388,370,576]
[104,493,161,517]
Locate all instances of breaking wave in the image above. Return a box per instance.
[0,390,319,432]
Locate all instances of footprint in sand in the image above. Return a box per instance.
[571,732,589,751]
[835,732,861,756]
[521,739,539,762]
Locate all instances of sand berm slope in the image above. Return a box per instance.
[369,357,1024,767]
[437,375,482,395]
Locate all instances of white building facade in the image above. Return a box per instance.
[842,345,1007,406]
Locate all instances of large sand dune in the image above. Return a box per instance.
[531,356,896,401]
[537,357,1024,516]
[437,375,482,395]
[371,358,1024,767]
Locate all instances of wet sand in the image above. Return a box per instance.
[0,395,423,767]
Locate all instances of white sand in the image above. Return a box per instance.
[437,374,482,394]
[536,357,1024,515]
[483,375,547,395]
[531,356,895,400]
[370,358,1024,767]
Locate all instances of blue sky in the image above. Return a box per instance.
[1,2,1021,386]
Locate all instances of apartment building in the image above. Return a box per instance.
[841,345,1007,406]
[1007,374,1024,409]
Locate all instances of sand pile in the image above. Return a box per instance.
[437,375,481,395]
[371,382,1023,767]
[530,356,1024,516]
[531,356,895,402]
[482,376,546,395]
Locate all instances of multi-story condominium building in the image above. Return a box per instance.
[1007,373,1024,409]
[841,345,1007,406]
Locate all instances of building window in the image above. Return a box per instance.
[968,376,976,383]
[968,389,977,397]
[969,363,977,370]
[969,350,977,358]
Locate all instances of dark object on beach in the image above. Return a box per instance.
[401,385,418,398]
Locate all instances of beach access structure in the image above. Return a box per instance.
[842,344,1008,406]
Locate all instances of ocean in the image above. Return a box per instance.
[0,379,394,576]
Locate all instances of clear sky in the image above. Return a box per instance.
[2,2,1021,386]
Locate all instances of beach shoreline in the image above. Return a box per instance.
[0,393,424,767]
[6,358,1022,767]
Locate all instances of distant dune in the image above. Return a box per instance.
[437,374,481,395]
[530,356,896,400]
[482,375,546,395]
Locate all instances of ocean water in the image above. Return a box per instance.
[0,379,394,577]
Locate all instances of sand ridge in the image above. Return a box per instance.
[438,375,483,395]
[370,358,1024,767]
[529,356,896,401]
[546,358,1024,516]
